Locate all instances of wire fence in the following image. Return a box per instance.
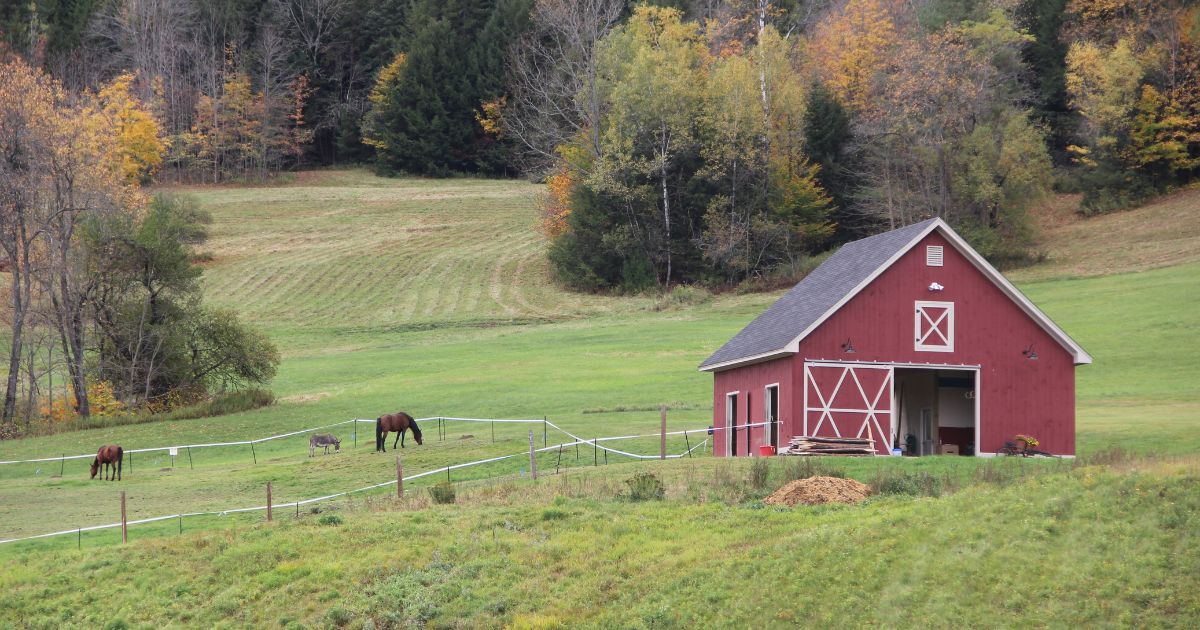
[0,416,557,468]
[0,419,713,547]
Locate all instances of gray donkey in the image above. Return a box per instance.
[309,434,341,456]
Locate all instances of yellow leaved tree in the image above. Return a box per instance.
[96,73,166,183]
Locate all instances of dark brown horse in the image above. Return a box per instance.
[90,445,123,481]
[376,412,423,452]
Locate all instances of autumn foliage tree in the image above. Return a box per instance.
[1063,1,1200,212]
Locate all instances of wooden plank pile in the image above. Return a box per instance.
[778,435,875,456]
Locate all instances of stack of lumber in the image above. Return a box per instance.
[778,435,875,456]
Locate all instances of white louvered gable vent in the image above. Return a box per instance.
[926,245,944,267]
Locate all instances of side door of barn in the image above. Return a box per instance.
[803,362,893,455]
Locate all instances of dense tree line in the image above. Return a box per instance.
[2,0,1199,286]
[505,0,1200,290]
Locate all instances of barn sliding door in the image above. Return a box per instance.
[803,362,894,455]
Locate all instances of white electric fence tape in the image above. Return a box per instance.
[0,416,715,545]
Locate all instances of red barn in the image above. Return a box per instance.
[699,218,1090,457]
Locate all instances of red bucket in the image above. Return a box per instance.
[758,445,776,457]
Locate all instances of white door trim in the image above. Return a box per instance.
[764,383,780,447]
[725,391,739,457]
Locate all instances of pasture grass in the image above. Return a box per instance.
[2,455,1197,628]
[0,170,1197,627]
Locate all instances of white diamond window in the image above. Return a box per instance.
[915,301,954,352]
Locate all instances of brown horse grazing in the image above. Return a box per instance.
[90,445,123,481]
[376,412,423,452]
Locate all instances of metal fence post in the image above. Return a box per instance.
[250,442,257,464]
[528,430,538,480]
[397,456,403,498]
[267,482,273,522]
[660,405,668,460]
[120,491,127,544]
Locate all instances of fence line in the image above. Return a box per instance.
[0,415,552,466]
[0,428,709,546]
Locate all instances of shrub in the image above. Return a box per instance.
[1077,167,1155,216]
[651,284,713,311]
[317,514,343,526]
[871,470,951,497]
[748,458,770,490]
[165,388,276,421]
[782,457,845,482]
[541,508,568,521]
[623,471,665,501]
[324,606,352,627]
[429,481,456,504]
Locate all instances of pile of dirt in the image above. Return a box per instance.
[763,476,871,507]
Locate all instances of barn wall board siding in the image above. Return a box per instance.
[709,227,1079,457]
[793,232,1075,455]
[712,357,793,456]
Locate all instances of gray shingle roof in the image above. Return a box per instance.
[699,218,939,370]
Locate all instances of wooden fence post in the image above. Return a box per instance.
[528,430,538,480]
[120,491,127,544]
[397,456,404,498]
[660,405,668,460]
[266,482,273,522]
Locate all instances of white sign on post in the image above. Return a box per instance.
[169,447,178,457]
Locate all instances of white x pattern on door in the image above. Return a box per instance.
[914,301,954,352]
[804,364,893,450]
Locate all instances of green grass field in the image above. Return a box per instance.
[0,171,1197,628]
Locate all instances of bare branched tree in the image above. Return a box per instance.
[89,0,199,135]
[271,0,346,70]
[505,0,623,173]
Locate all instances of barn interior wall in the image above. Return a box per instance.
[895,370,936,454]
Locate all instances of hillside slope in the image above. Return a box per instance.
[191,171,656,347]
[1,172,1198,628]
[1010,186,1200,282]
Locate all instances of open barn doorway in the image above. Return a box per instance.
[893,367,978,456]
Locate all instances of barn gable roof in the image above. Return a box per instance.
[699,218,1092,372]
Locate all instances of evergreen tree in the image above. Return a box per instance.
[1016,0,1073,159]
[802,83,858,240]
[362,0,531,175]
